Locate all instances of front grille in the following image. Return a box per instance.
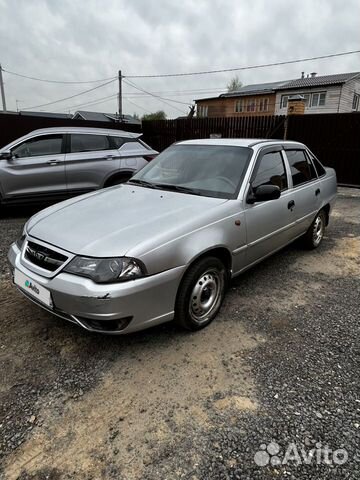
[25,241,68,272]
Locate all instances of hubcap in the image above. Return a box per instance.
[189,269,224,324]
[313,215,324,246]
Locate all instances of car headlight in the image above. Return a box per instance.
[63,256,146,283]
[15,223,28,250]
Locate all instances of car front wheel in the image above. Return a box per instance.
[175,257,226,331]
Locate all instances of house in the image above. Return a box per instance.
[195,72,360,117]
[72,110,141,125]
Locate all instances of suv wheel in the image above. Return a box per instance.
[175,257,226,331]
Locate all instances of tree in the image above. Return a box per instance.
[141,110,167,121]
[227,75,242,92]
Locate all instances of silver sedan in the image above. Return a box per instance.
[8,139,337,334]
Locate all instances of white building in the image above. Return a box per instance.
[274,72,360,115]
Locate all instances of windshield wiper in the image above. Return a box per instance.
[150,183,204,196]
[127,179,157,189]
[128,179,203,196]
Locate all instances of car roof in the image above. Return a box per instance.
[176,138,306,148]
[27,127,141,138]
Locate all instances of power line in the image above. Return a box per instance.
[58,93,119,112]
[124,97,152,114]
[124,78,191,105]
[3,68,117,84]
[123,79,188,114]
[21,78,117,110]
[124,49,360,78]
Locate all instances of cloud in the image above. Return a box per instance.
[0,0,359,117]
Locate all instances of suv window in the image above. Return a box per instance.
[111,136,137,149]
[286,149,317,186]
[252,151,288,191]
[70,134,111,153]
[12,135,63,158]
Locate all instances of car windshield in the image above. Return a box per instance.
[130,144,252,199]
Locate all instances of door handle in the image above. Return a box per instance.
[47,159,59,165]
[288,200,295,210]
[315,188,321,196]
[103,154,116,159]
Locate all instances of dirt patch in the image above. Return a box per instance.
[292,236,360,277]
[213,395,258,412]
[3,315,262,480]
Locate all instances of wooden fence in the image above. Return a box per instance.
[142,115,286,152]
[142,113,360,187]
[287,113,360,187]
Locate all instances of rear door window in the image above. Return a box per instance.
[70,134,111,153]
[12,135,63,158]
[252,151,288,191]
[307,151,326,177]
[286,149,317,186]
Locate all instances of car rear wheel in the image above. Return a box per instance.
[303,210,326,249]
[175,257,226,331]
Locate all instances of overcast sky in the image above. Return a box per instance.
[0,0,359,118]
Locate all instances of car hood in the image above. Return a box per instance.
[27,185,228,257]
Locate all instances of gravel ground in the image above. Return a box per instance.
[0,190,359,480]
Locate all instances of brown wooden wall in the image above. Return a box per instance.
[196,94,276,117]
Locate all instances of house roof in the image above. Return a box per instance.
[276,71,360,90]
[73,111,141,124]
[195,71,360,102]
[219,80,291,98]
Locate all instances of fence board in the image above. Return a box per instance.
[287,113,360,187]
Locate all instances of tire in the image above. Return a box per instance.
[175,256,227,331]
[302,210,326,249]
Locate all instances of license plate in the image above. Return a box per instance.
[14,269,52,308]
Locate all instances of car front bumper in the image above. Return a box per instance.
[8,242,185,334]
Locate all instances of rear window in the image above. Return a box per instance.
[286,149,317,186]
[70,134,111,153]
[111,136,138,149]
[307,151,326,177]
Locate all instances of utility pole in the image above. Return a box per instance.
[0,64,7,112]
[118,70,122,120]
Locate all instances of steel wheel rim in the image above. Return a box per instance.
[313,215,324,246]
[189,269,224,325]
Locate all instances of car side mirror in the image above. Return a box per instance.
[247,184,281,204]
[0,150,13,160]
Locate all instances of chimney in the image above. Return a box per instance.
[311,72,317,78]
[301,72,305,79]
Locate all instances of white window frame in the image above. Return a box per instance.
[352,93,360,111]
[198,105,208,117]
[310,91,326,108]
[246,98,256,112]
[234,99,243,113]
[259,97,269,112]
[281,95,289,109]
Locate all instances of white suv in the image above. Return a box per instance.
[0,126,157,206]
